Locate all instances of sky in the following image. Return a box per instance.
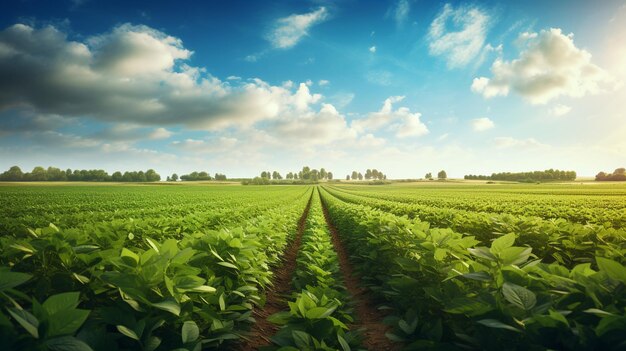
[1,0,625,178]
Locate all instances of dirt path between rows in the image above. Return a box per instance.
[320,195,401,351]
[236,191,312,351]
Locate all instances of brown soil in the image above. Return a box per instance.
[236,191,313,351]
[320,196,402,351]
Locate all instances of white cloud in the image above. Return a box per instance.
[390,0,410,26]
[171,137,238,154]
[369,46,376,53]
[548,104,571,117]
[267,7,328,49]
[0,23,332,132]
[471,117,495,131]
[493,137,548,149]
[318,79,330,86]
[149,127,173,139]
[272,103,357,145]
[352,96,428,138]
[428,4,490,68]
[357,133,386,148]
[472,28,611,104]
[438,133,449,141]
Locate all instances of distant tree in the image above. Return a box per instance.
[358,172,363,180]
[145,169,161,182]
[112,171,123,182]
[425,172,432,179]
[29,166,47,181]
[171,173,178,181]
[320,168,327,179]
[272,171,282,180]
[286,172,294,180]
[438,170,447,179]
[0,166,24,181]
[595,172,607,181]
[346,175,350,181]
[365,169,372,180]
[327,172,333,180]
[351,171,358,180]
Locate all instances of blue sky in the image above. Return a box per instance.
[1,0,625,178]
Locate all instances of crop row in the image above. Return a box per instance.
[323,186,626,267]
[266,189,356,351]
[0,187,312,350]
[330,185,626,228]
[319,186,626,350]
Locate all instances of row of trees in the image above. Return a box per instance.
[346,169,387,181]
[260,167,334,182]
[171,171,227,181]
[425,170,447,180]
[464,169,577,182]
[0,166,161,182]
[595,168,626,181]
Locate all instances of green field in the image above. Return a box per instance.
[1,183,625,350]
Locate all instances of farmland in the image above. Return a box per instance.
[1,182,625,350]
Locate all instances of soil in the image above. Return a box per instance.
[320,196,402,351]
[235,191,313,351]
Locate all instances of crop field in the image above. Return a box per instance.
[1,183,625,351]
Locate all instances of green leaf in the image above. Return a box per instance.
[461,271,491,281]
[477,319,522,333]
[267,311,291,325]
[45,336,94,351]
[43,292,81,316]
[468,247,496,261]
[72,245,100,254]
[8,307,39,338]
[191,285,216,293]
[292,330,312,349]
[500,247,532,266]
[597,257,626,284]
[218,293,226,311]
[145,237,160,253]
[217,261,238,269]
[152,299,181,316]
[116,325,140,340]
[182,321,199,343]
[144,336,162,351]
[337,334,351,351]
[121,248,139,265]
[0,271,32,291]
[502,282,536,310]
[48,309,90,337]
[490,233,516,254]
[305,306,336,319]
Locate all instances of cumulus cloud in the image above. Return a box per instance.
[267,7,328,49]
[471,117,494,131]
[270,103,357,145]
[471,28,611,104]
[548,104,571,117]
[352,96,428,138]
[493,137,548,149]
[428,3,490,68]
[318,79,330,86]
[0,23,331,131]
[369,46,376,53]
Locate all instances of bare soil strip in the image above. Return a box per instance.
[236,191,313,351]
[320,195,401,351]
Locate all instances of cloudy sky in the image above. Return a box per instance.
[1,0,625,178]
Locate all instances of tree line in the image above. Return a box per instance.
[245,167,334,185]
[595,168,626,181]
[464,169,576,182]
[345,169,387,181]
[168,172,227,181]
[0,166,161,182]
